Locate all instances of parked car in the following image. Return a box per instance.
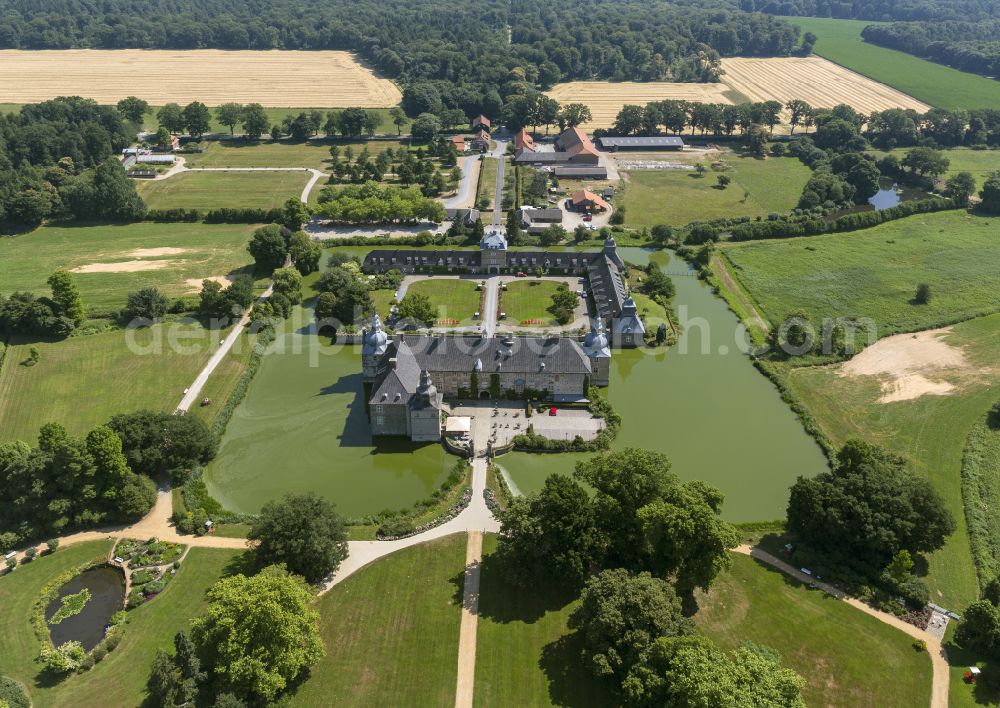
[516,271,526,277]
[583,214,593,222]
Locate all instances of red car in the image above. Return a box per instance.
[583,214,593,222]
[516,271,526,277]
[549,407,557,416]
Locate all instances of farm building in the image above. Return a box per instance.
[554,165,608,179]
[570,189,611,212]
[520,206,563,233]
[445,207,481,225]
[450,135,467,152]
[472,115,491,132]
[596,136,685,151]
[470,129,490,151]
[514,127,600,166]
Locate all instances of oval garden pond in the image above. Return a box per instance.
[45,566,125,652]
[205,247,828,523]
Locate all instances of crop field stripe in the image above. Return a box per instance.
[0,50,402,107]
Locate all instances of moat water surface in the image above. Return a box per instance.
[502,249,829,521]
[207,247,828,522]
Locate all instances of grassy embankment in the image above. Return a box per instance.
[785,17,1000,110]
[622,154,811,229]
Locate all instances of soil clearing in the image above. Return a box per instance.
[127,247,189,257]
[185,275,235,292]
[0,49,402,107]
[838,327,969,403]
[71,260,176,274]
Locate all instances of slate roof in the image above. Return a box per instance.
[554,165,608,178]
[399,335,592,376]
[521,207,563,223]
[369,345,422,405]
[588,255,627,319]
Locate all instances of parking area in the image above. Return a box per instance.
[448,401,606,448]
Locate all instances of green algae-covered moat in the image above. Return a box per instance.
[205,248,828,522]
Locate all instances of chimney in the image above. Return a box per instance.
[389,357,398,370]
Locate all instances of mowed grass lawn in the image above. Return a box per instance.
[473,535,616,707]
[184,138,406,171]
[623,155,811,228]
[721,211,1000,333]
[137,170,310,210]
[696,554,932,707]
[781,313,1000,609]
[289,534,466,707]
[0,222,256,312]
[0,322,231,442]
[0,541,242,708]
[476,157,498,210]
[405,278,481,325]
[502,280,564,325]
[784,17,1000,110]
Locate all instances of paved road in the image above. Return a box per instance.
[491,141,507,226]
[175,283,273,413]
[481,276,499,334]
[444,154,480,210]
[734,544,949,708]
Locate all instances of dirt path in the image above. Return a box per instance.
[711,253,769,335]
[734,545,948,708]
[454,531,484,708]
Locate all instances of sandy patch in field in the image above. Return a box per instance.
[72,260,175,274]
[185,275,235,292]
[127,247,189,257]
[0,49,401,107]
[839,327,968,403]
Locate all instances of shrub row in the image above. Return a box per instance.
[960,412,1000,587]
[728,198,958,242]
[144,207,283,224]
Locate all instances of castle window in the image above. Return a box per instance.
[375,416,385,425]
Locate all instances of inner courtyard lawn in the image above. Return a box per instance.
[405,278,481,325]
[0,321,233,442]
[289,534,466,707]
[622,155,811,228]
[137,170,310,210]
[784,17,1000,111]
[501,280,565,326]
[720,211,1000,334]
[0,222,256,313]
[695,553,932,707]
[0,541,242,708]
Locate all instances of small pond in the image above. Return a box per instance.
[45,566,125,651]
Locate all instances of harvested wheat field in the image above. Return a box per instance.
[719,57,930,116]
[546,81,737,130]
[0,50,401,107]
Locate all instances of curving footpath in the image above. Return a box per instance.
[734,545,948,708]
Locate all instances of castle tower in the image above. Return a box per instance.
[361,313,388,383]
[603,235,624,269]
[408,369,443,441]
[582,319,611,387]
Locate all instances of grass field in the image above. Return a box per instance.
[0,222,256,312]
[695,554,932,707]
[720,211,1000,333]
[289,534,465,707]
[0,50,401,108]
[476,158,498,210]
[784,17,1000,110]
[0,322,232,442]
[0,541,242,708]
[187,330,259,430]
[501,280,564,325]
[473,535,616,707]
[870,147,1000,184]
[622,155,812,228]
[137,170,311,211]
[185,137,406,171]
[781,313,1000,608]
[405,278,481,325]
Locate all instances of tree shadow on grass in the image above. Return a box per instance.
[220,549,257,578]
[456,552,580,625]
[540,632,619,707]
[943,636,1000,705]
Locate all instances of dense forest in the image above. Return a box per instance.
[0,0,804,117]
[862,21,1000,79]
[728,0,1000,22]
